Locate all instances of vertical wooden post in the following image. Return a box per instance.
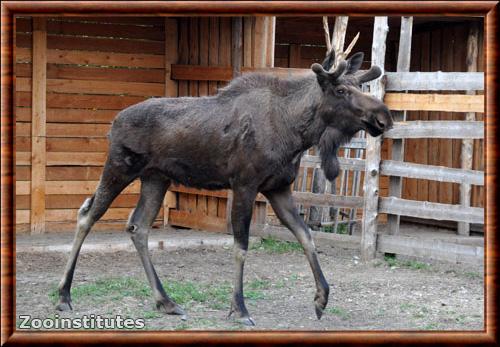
[253,17,268,68]
[458,22,479,236]
[388,16,413,235]
[163,18,179,227]
[225,17,244,233]
[361,17,388,261]
[232,17,243,77]
[243,17,253,67]
[265,17,276,67]
[30,18,47,234]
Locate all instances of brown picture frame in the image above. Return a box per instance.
[1,1,498,345]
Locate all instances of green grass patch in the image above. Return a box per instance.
[49,277,269,312]
[322,223,348,234]
[251,237,303,254]
[383,255,430,270]
[325,306,350,320]
[464,271,482,280]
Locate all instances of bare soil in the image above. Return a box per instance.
[16,239,484,331]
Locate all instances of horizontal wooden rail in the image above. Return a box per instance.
[384,121,484,139]
[379,197,484,224]
[171,65,485,92]
[384,93,484,113]
[293,191,364,208]
[384,72,484,91]
[380,160,484,186]
[301,155,365,171]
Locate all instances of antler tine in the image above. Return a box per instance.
[343,32,360,59]
[337,32,360,63]
[322,16,333,54]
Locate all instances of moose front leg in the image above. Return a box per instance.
[227,186,257,326]
[263,186,330,319]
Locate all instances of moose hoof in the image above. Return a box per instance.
[314,293,328,320]
[237,316,256,326]
[55,299,72,312]
[155,300,186,316]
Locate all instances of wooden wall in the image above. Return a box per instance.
[14,16,268,233]
[402,22,484,209]
[15,17,166,229]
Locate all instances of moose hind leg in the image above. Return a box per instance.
[127,175,185,317]
[227,186,257,326]
[263,186,330,319]
[56,168,132,311]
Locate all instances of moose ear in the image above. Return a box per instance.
[346,52,364,75]
[321,49,336,71]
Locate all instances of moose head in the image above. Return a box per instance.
[312,51,393,138]
[312,50,393,181]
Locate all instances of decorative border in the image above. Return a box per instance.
[1,1,498,345]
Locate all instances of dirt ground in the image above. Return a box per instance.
[16,235,484,331]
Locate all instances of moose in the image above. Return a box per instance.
[55,50,393,326]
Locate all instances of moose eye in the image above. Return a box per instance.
[335,87,347,95]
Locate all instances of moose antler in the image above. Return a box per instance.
[322,16,360,71]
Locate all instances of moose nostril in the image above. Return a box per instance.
[375,117,385,129]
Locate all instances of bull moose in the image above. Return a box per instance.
[55,50,393,326]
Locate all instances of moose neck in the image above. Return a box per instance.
[280,75,360,181]
[283,75,358,151]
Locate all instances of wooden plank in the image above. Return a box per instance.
[300,155,365,171]
[243,17,253,67]
[198,18,209,96]
[44,207,158,223]
[17,33,165,55]
[17,91,146,110]
[16,63,165,83]
[164,18,179,227]
[45,123,110,138]
[46,138,108,152]
[232,17,243,77]
[18,78,164,97]
[46,194,139,209]
[208,17,220,95]
[385,121,484,139]
[30,18,47,234]
[170,184,267,203]
[16,47,165,68]
[266,17,276,67]
[17,152,107,166]
[253,17,268,68]
[288,44,301,68]
[388,16,412,235]
[380,160,484,186]
[188,18,199,97]
[169,210,226,233]
[19,180,141,195]
[44,19,165,41]
[361,16,388,261]
[385,72,484,91]
[384,93,484,112]
[293,192,364,209]
[459,21,479,236]
[46,167,102,181]
[379,197,484,224]
[16,107,117,124]
[377,234,483,265]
